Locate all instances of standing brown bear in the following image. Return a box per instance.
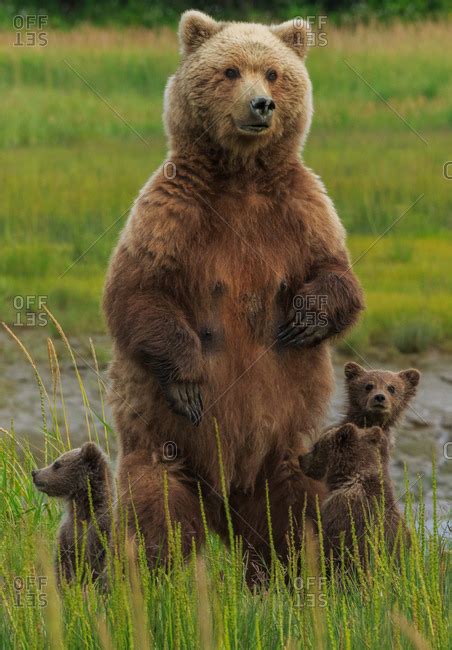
[103,11,364,568]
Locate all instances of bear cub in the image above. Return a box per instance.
[300,423,408,569]
[32,442,113,585]
[340,362,421,445]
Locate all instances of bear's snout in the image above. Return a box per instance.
[249,96,275,120]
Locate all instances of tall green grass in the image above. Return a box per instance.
[0,321,450,648]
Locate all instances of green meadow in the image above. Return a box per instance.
[1,22,452,352]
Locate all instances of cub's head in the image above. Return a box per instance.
[343,362,420,429]
[300,423,388,488]
[32,443,108,498]
[165,11,313,156]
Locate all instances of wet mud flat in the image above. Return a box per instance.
[0,330,450,533]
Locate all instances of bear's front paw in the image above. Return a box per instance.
[163,381,203,426]
[278,319,334,349]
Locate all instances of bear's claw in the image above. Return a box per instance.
[278,322,330,348]
[164,381,203,426]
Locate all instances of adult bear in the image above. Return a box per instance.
[103,11,364,571]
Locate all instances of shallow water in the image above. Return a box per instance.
[1,331,450,533]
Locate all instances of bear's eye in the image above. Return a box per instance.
[365,383,373,392]
[225,68,240,80]
[53,460,61,470]
[266,69,278,82]
[387,385,396,395]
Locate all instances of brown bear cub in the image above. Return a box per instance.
[341,362,421,445]
[300,423,407,569]
[32,443,113,586]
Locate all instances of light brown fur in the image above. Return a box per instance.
[103,11,363,567]
[341,362,421,445]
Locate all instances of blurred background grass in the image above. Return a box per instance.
[0,16,451,354]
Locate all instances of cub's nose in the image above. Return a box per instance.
[250,96,276,118]
[374,393,386,403]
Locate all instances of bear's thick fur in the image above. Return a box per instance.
[103,11,364,567]
[300,423,408,569]
[341,362,421,445]
[32,443,113,585]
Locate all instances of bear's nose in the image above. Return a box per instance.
[250,96,276,118]
[31,469,37,479]
[374,393,386,403]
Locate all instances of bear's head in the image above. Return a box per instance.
[343,362,421,429]
[32,442,109,498]
[164,11,313,160]
[300,423,388,488]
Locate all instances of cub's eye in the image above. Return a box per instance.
[365,383,373,392]
[53,460,61,470]
[266,69,278,81]
[225,68,240,80]
[387,385,396,395]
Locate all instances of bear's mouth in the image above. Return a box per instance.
[369,403,389,412]
[237,124,270,134]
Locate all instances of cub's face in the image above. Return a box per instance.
[32,443,103,498]
[344,362,420,427]
[300,424,388,487]
[165,11,313,154]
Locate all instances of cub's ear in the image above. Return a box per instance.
[364,426,388,456]
[178,10,223,56]
[270,18,311,59]
[344,362,366,380]
[399,368,421,389]
[335,423,358,447]
[81,442,102,467]
[364,426,384,445]
[299,448,327,481]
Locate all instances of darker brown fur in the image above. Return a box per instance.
[32,443,113,586]
[300,424,408,570]
[103,12,363,567]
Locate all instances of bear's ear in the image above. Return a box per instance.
[344,362,366,381]
[270,18,311,60]
[178,10,222,56]
[364,426,388,457]
[398,368,421,389]
[364,426,384,445]
[81,442,102,468]
[335,423,358,447]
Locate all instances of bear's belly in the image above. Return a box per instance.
[195,341,333,489]
[111,338,333,492]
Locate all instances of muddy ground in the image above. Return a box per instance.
[0,329,450,533]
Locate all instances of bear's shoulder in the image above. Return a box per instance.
[292,165,346,246]
[121,165,204,266]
